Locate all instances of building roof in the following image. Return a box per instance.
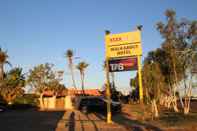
[43,89,67,97]
[43,88,101,97]
[67,89,101,96]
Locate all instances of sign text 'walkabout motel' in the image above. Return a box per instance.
[105,31,142,58]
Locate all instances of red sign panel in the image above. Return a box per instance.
[109,57,138,72]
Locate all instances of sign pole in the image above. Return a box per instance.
[105,59,112,123]
[105,31,112,124]
[137,55,143,103]
[105,29,143,121]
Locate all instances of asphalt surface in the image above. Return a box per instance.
[56,110,127,131]
[0,109,64,131]
[0,109,127,131]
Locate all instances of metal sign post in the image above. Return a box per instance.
[137,55,143,103]
[105,58,112,124]
[104,29,144,123]
[105,31,112,124]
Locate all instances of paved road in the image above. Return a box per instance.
[0,109,64,131]
[0,108,168,131]
[56,110,126,131]
[0,109,127,131]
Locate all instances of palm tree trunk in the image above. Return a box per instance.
[0,63,4,80]
[111,72,115,89]
[68,57,77,89]
[81,72,85,96]
[69,63,77,89]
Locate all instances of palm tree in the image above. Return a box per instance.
[76,61,89,95]
[65,49,77,89]
[1,68,25,104]
[0,48,11,80]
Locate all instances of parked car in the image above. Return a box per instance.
[75,96,121,114]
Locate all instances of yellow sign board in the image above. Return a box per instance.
[105,31,142,58]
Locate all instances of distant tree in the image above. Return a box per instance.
[130,76,138,92]
[110,72,116,89]
[46,80,66,97]
[65,49,77,89]
[27,63,56,108]
[76,61,89,95]
[103,60,116,89]
[100,82,121,101]
[130,78,137,88]
[0,68,25,104]
[130,77,139,103]
[143,51,166,118]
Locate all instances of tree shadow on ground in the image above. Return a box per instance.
[86,114,99,131]
[95,112,163,131]
[67,111,99,131]
[114,113,163,131]
[68,112,75,131]
[78,114,85,131]
[93,112,106,120]
[0,108,65,131]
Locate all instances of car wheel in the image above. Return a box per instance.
[82,106,88,114]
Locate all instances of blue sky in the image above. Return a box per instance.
[0,0,196,92]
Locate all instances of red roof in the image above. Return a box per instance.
[67,89,101,96]
[43,88,101,97]
[43,89,67,97]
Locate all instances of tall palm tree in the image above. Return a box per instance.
[65,49,77,89]
[0,48,11,80]
[76,61,89,95]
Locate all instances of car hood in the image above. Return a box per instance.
[102,99,121,106]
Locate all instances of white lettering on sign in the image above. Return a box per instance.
[110,63,124,71]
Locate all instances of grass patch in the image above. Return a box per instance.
[1,94,39,110]
[13,94,38,106]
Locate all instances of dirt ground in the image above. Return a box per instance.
[116,101,197,131]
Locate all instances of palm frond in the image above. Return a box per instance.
[76,61,89,71]
[65,49,73,58]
